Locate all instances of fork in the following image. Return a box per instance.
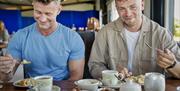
[145,42,158,51]
[145,42,166,52]
[145,42,167,77]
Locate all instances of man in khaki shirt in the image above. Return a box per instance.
[88,0,180,79]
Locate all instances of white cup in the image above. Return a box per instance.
[102,70,119,86]
[33,75,53,91]
[120,80,142,91]
[144,72,165,91]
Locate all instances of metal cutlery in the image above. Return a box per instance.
[114,74,126,82]
[145,42,167,77]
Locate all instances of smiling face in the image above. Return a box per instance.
[116,0,144,28]
[33,1,61,31]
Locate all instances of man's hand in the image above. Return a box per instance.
[117,65,132,78]
[0,54,16,74]
[157,49,176,69]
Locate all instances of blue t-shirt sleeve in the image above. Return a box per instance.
[7,30,24,60]
[69,32,85,61]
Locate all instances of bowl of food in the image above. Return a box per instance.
[74,79,102,91]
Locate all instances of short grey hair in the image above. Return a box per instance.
[32,0,61,4]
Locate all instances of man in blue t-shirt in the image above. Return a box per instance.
[0,0,85,81]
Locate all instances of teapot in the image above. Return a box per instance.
[144,72,165,91]
[119,80,141,91]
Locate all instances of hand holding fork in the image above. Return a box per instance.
[145,42,176,70]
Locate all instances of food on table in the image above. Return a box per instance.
[126,75,145,85]
[16,79,34,87]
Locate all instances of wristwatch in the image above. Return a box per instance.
[166,61,176,69]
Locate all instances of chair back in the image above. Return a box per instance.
[78,31,95,78]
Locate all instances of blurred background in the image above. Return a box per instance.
[0,0,180,82]
[0,0,180,40]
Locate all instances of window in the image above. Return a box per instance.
[173,0,180,41]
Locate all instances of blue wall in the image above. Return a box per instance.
[22,10,99,29]
[0,10,99,34]
[21,17,35,28]
[58,10,99,28]
[0,10,22,34]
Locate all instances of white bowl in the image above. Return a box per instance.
[74,79,102,91]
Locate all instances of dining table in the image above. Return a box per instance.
[0,79,180,91]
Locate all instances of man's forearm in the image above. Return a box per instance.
[68,71,83,81]
[167,62,180,78]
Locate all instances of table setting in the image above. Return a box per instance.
[74,70,180,91]
[11,75,60,91]
[0,70,180,91]
[74,70,144,91]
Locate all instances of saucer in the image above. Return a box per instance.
[26,85,60,91]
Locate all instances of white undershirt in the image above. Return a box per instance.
[124,28,140,71]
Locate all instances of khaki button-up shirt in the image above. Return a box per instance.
[88,15,180,79]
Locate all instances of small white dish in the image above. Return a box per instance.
[26,85,60,91]
[14,79,60,91]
